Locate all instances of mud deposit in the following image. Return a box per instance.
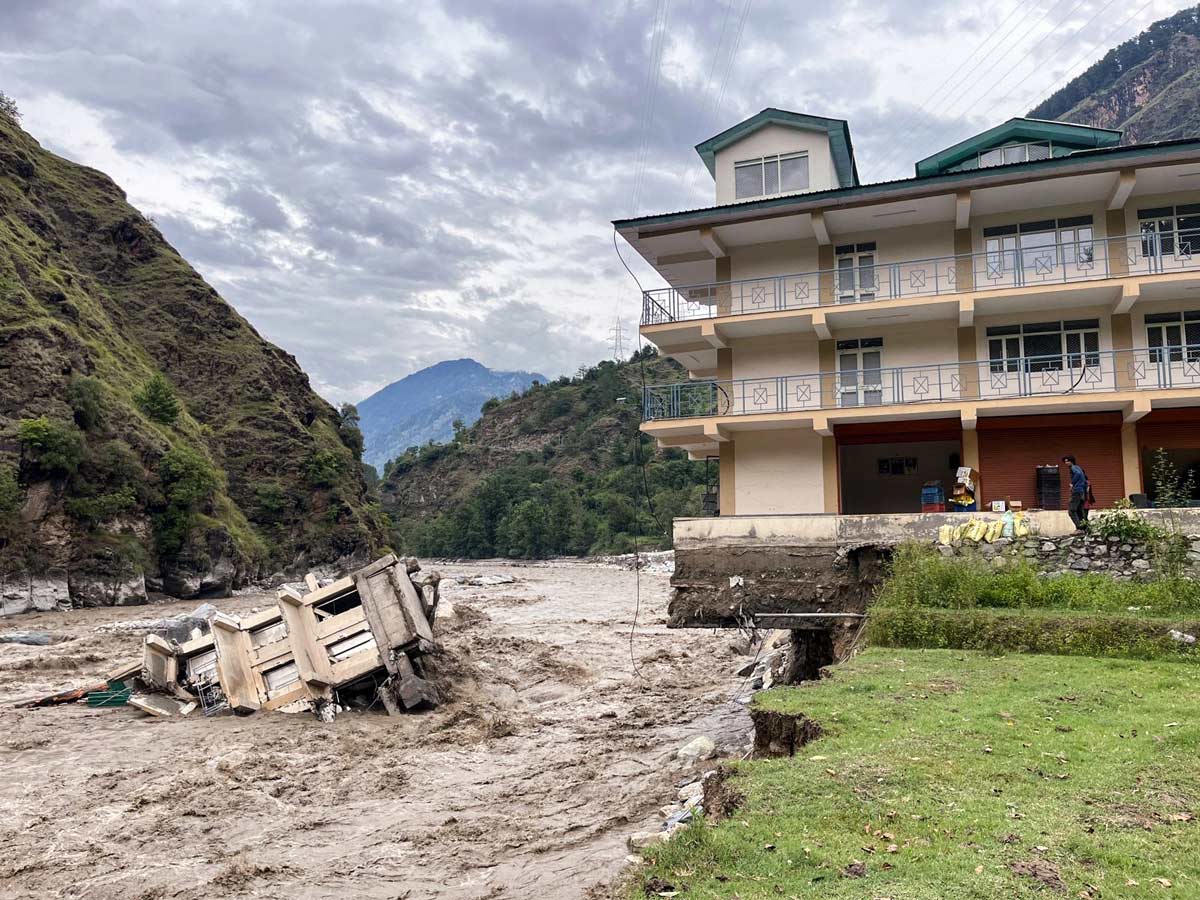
[0,561,751,899]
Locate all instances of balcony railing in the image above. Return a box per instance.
[641,228,1200,325]
[642,347,1200,421]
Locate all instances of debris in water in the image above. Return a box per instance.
[15,554,444,723]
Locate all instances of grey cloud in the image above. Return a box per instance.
[0,0,1146,403]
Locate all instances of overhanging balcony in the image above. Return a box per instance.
[640,229,1200,327]
[642,347,1200,423]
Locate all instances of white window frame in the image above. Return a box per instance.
[978,141,1051,168]
[733,152,809,200]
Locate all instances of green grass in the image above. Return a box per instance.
[634,649,1200,898]
[870,608,1200,662]
[877,544,1200,617]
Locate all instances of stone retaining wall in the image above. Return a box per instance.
[939,531,1200,580]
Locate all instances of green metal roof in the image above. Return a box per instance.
[914,117,1123,178]
[613,138,1200,233]
[694,108,860,188]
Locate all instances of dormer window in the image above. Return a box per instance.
[734,152,809,200]
[978,141,1051,168]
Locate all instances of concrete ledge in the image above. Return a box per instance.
[674,508,1200,549]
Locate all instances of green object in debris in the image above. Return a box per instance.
[86,679,133,707]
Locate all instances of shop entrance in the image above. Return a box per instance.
[838,439,962,515]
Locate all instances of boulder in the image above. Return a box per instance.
[676,735,716,762]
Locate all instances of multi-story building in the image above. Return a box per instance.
[616,109,1200,518]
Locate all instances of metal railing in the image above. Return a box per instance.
[642,347,1200,421]
[641,228,1200,325]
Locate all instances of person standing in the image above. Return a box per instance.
[1062,455,1091,530]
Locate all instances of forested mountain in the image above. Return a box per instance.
[379,349,710,558]
[1030,5,1200,142]
[357,358,543,470]
[0,102,385,603]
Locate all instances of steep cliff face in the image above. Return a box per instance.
[0,113,386,608]
[1030,8,1200,142]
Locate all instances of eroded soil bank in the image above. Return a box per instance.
[0,560,751,899]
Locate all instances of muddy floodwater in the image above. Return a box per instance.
[0,561,752,899]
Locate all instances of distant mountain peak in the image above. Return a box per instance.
[357,358,545,469]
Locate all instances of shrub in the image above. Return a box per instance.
[875,541,1200,616]
[17,417,84,477]
[1089,499,1163,542]
[135,374,181,425]
[1150,447,1197,508]
[68,376,104,430]
[306,449,346,487]
[0,465,20,515]
[66,485,137,523]
[154,446,220,557]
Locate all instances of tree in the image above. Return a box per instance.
[0,91,19,123]
[338,403,365,457]
[136,374,181,425]
[17,417,84,477]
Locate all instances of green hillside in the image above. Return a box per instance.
[380,348,710,558]
[1029,5,1200,142]
[0,101,386,601]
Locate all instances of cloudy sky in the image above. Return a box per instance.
[1,0,1192,402]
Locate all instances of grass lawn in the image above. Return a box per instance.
[634,649,1200,899]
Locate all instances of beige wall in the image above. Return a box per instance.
[730,333,821,380]
[714,124,838,204]
[729,239,820,281]
[827,222,955,265]
[733,428,825,514]
[834,320,959,369]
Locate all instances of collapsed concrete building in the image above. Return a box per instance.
[114,554,441,719]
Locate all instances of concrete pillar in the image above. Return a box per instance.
[954,227,974,292]
[717,346,735,515]
[817,243,835,306]
[1112,312,1134,390]
[1106,208,1129,278]
[957,325,979,399]
[822,435,839,513]
[819,339,837,409]
[715,256,732,316]
[961,427,981,503]
[1121,422,1141,498]
[719,440,736,516]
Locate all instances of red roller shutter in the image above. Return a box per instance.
[1138,409,1200,455]
[977,413,1124,510]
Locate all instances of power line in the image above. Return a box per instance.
[862,1,1027,172]
[632,0,672,215]
[678,0,737,202]
[933,0,1120,141]
[872,0,1078,176]
[982,0,1156,122]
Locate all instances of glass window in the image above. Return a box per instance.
[734,153,809,200]
[734,161,762,200]
[979,148,1004,168]
[779,154,809,192]
[836,245,877,303]
[763,160,779,195]
[979,141,1052,168]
